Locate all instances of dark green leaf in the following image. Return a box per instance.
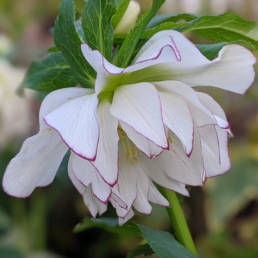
[196,42,227,60]
[181,12,258,50]
[23,52,78,92]
[112,0,130,30]
[75,218,197,258]
[54,0,95,88]
[116,0,165,67]
[127,244,154,258]
[74,217,141,237]
[138,225,196,258]
[82,0,115,61]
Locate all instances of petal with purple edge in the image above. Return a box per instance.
[111,82,168,149]
[91,101,119,186]
[44,93,99,160]
[70,153,111,203]
[39,87,91,130]
[160,92,193,155]
[3,129,67,198]
[120,121,163,158]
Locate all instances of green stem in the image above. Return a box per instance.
[159,187,198,256]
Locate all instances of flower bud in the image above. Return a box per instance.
[115,0,141,34]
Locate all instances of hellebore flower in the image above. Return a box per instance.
[3,30,255,224]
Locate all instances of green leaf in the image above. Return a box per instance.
[127,244,154,258]
[181,12,258,50]
[74,218,197,258]
[112,0,130,30]
[22,52,78,92]
[196,42,227,60]
[54,0,95,88]
[82,0,115,61]
[148,13,198,28]
[138,225,196,258]
[116,0,165,67]
[74,217,141,237]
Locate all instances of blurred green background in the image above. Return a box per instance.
[0,0,258,257]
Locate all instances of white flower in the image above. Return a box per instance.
[3,30,255,224]
[0,59,32,145]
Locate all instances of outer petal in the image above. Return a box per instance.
[174,45,256,94]
[132,30,255,94]
[91,101,119,186]
[44,93,99,160]
[81,44,123,94]
[3,129,67,197]
[197,92,229,129]
[160,92,193,155]
[120,121,163,158]
[111,83,168,149]
[39,87,91,129]
[70,153,111,203]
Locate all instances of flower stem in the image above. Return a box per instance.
[159,187,198,256]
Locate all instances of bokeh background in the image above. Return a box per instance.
[0,0,258,257]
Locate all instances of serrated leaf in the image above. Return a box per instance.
[116,0,165,67]
[127,244,154,258]
[112,0,130,30]
[74,217,141,237]
[196,42,227,60]
[22,52,78,92]
[181,12,258,50]
[138,225,196,258]
[54,0,95,88]
[82,0,115,61]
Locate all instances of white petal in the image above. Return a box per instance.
[3,129,67,197]
[148,183,169,207]
[118,209,134,225]
[156,81,215,126]
[44,93,99,160]
[120,121,163,158]
[197,92,229,129]
[160,92,193,155]
[70,153,111,203]
[111,83,168,148]
[40,87,90,129]
[178,45,256,94]
[201,126,231,178]
[133,171,152,214]
[81,44,123,94]
[142,154,190,196]
[68,162,107,217]
[92,101,119,185]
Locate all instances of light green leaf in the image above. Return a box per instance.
[54,0,95,88]
[116,0,165,67]
[112,0,130,30]
[181,12,258,50]
[22,52,78,92]
[82,0,115,61]
[196,42,227,60]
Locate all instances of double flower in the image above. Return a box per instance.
[3,30,255,224]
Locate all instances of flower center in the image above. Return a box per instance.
[118,127,139,163]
